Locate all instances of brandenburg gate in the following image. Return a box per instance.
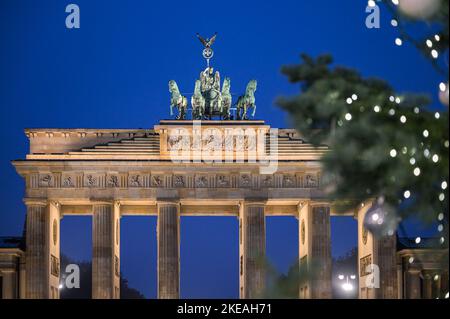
[10,35,399,299]
[12,120,398,299]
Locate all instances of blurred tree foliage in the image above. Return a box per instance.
[60,254,145,299]
[265,0,448,298]
[381,0,449,78]
[277,53,448,225]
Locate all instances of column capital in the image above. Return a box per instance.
[157,200,180,207]
[91,200,115,206]
[421,269,434,278]
[407,268,422,275]
[309,201,331,208]
[23,198,48,207]
[242,199,267,206]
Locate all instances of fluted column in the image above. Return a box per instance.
[157,202,180,299]
[92,203,120,299]
[406,269,421,299]
[298,202,332,299]
[422,272,433,299]
[25,200,61,299]
[356,201,397,299]
[433,272,442,299]
[440,271,448,299]
[239,201,266,299]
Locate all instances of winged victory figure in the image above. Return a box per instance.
[196,33,217,48]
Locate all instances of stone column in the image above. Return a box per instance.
[440,271,448,299]
[157,202,180,299]
[92,203,120,299]
[239,201,266,299]
[405,269,421,299]
[356,202,397,299]
[433,272,442,299]
[298,202,332,299]
[422,272,433,299]
[25,200,61,299]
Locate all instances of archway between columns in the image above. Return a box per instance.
[180,216,239,298]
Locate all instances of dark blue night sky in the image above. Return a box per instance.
[0,0,442,298]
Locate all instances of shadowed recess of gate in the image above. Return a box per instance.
[266,216,298,275]
[330,216,357,258]
[120,216,157,299]
[180,216,238,299]
[60,216,92,298]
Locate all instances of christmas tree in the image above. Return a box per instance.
[277,0,448,246]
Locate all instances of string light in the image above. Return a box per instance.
[391,19,398,27]
[410,158,416,165]
[414,107,420,114]
[439,82,447,92]
[408,257,414,264]
[404,190,411,199]
[368,0,376,7]
[346,98,353,104]
[374,105,381,112]
[438,224,444,232]
[352,94,358,101]
[413,167,421,176]
[392,0,399,5]
[423,130,429,137]
[389,109,395,116]
[435,112,440,119]
[432,154,439,163]
[415,237,421,244]
[395,97,401,104]
[395,38,403,46]
[389,96,395,102]
[435,34,440,41]
[439,193,445,201]
[431,49,439,59]
[438,213,444,221]
[426,39,433,48]
[345,113,352,121]
[390,149,397,157]
[400,115,407,123]
[442,181,448,190]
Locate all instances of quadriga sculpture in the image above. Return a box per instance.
[168,80,188,120]
[191,80,206,120]
[220,77,232,120]
[236,80,257,120]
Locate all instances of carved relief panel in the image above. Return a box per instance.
[39,173,54,188]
